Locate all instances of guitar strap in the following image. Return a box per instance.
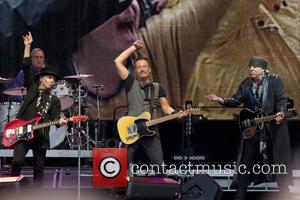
[36,94,53,136]
[150,84,155,117]
[40,95,53,119]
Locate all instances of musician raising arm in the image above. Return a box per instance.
[114,40,185,172]
[10,32,67,186]
[206,57,291,200]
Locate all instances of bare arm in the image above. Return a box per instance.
[114,40,143,80]
[160,97,176,115]
[206,80,245,107]
[23,32,32,58]
[160,97,186,118]
[22,32,35,88]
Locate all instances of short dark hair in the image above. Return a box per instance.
[134,57,151,66]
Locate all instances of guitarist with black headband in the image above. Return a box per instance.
[114,40,186,173]
[206,57,292,200]
[10,32,68,186]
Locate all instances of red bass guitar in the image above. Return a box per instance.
[2,115,88,148]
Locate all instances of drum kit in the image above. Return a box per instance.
[0,74,103,149]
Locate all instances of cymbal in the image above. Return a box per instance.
[64,74,94,79]
[3,87,27,96]
[0,77,14,83]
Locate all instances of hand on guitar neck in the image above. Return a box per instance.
[58,117,68,126]
[275,111,284,124]
[172,110,187,119]
[37,111,68,126]
[239,108,297,139]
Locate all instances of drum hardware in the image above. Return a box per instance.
[64,74,94,79]
[0,77,15,164]
[0,98,21,133]
[0,77,14,83]
[84,119,97,149]
[2,87,26,96]
[63,73,94,198]
[62,75,98,150]
[66,104,95,150]
[67,124,96,150]
[92,84,104,147]
[66,127,83,149]
[73,89,88,101]
[0,98,20,167]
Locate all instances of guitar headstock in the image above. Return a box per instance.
[286,108,298,118]
[185,108,202,115]
[70,116,88,123]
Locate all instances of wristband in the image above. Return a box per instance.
[133,44,142,50]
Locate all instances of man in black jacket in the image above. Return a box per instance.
[10,32,67,186]
[206,57,291,200]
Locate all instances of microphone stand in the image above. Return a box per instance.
[77,78,83,200]
[21,87,25,102]
[6,96,11,124]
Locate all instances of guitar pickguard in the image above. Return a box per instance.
[134,118,156,137]
[2,118,38,147]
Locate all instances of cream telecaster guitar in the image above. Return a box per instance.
[117,109,202,145]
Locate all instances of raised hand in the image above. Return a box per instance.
[133,40,144,50]
[23,32,33,46]
[152,0,168,13]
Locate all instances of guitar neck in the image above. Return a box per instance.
[255,115,276,124]
[255,112,294,124]
[146,113,180,127]
[33,117,71,130]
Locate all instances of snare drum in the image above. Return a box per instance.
[51,81,74,110]
[0,102,21,132]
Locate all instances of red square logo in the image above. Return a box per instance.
[93,148,128,187]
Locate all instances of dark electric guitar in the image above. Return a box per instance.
[239,108,297,139]
[2,115,88,148]
[117,109,202,145]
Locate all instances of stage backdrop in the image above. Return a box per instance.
[0,0,299,120]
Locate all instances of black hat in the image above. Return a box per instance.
[36,67,60,80]
[248,57,268,70]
